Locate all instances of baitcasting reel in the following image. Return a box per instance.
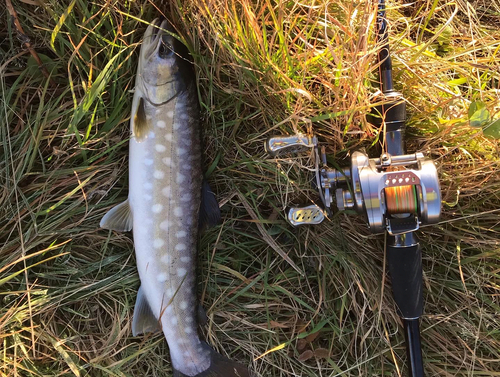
[266,135,441,235]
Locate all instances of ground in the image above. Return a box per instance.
[1,0,500,376]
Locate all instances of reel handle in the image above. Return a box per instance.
[265,134,317,155]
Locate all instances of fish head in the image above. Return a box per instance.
[137,18,193,104]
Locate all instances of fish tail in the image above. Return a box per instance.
[173,343,253,377]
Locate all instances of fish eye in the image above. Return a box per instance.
[159,36,175,59]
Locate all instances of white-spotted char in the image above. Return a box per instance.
[100,18,251,377]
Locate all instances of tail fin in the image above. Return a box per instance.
[173,343,252,377]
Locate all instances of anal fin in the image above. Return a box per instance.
[100,199,133,232]
[132,286,162,336]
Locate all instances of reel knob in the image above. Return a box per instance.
[287,205,325,226]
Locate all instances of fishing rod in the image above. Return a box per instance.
[264,1,441,376]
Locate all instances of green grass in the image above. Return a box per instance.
[1,0,500,376]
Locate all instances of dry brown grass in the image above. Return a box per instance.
[1,0,500,376]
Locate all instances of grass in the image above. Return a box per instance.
[1,0,500,376]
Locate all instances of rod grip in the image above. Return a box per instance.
[386,237,423,319]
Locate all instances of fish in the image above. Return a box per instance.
[100,18,251,377]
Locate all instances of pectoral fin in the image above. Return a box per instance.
[132,286,161,336]
[100,199,133,232]
[131,94,150,141]
[199,180,221,230]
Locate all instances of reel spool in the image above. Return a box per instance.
[265,135,441,235]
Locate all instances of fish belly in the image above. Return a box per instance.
[128,92,211,375]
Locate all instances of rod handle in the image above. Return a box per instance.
[386,234,423,319]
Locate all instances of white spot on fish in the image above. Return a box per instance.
[144,194,152,201]
[152,204,163,213]
[146,115,152,120]
[176,173,185,184]
[177,231,187,238]
[180,194,191,202]
[167,111,174,118]
[175,243,187,251]
[184,327,193,334]
[155,144,166,152]
[173,123,181,130]
[171,317,178,325]
[162,157,172,166]
[165,133,173,142]
[160,220,170,230]
[177,267,187,277]
[175,244,187,252]
[154,170,165,179]
[177,147,187,155]
[174,207,183,217]
[144,182,153,190]
[148,131,155,139]
[179,301,188,310]
[161,255,170,264]
[144,158,154,166]
[157,273,168,282]
[153,239,165,248]
[161,186,171,197]
[180,256,191,263]
[157,120,166,128]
